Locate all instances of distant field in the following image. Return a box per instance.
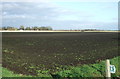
[2,32,119,76]
[0,30,119,32]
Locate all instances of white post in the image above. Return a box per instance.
[106,59,111,79]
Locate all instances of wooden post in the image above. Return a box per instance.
[106,59,111,79]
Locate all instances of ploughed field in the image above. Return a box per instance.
[2,32,119,75]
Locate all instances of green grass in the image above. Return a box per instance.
[55,56,120,78]
[2,67,52,77]
[2,67,32,77]
[2,56,120,78]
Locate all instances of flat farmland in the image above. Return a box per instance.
[2,32,119,76]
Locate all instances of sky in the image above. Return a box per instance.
[1,1,118,30]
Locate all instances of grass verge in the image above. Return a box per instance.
[2,56,120,78]
[54,56,120,78]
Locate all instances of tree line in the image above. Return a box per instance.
[1,26,53,30]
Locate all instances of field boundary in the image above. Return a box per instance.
[0,30,120,32]
[2,56,120,77]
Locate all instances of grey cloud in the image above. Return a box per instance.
[2,2,63,20]
[3,2,82,26]
[2,2,117,30]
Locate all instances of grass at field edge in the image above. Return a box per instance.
[1,56,120,78]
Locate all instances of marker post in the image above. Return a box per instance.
[106,59,111,79]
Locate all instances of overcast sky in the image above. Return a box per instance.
[2,2,118,30]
